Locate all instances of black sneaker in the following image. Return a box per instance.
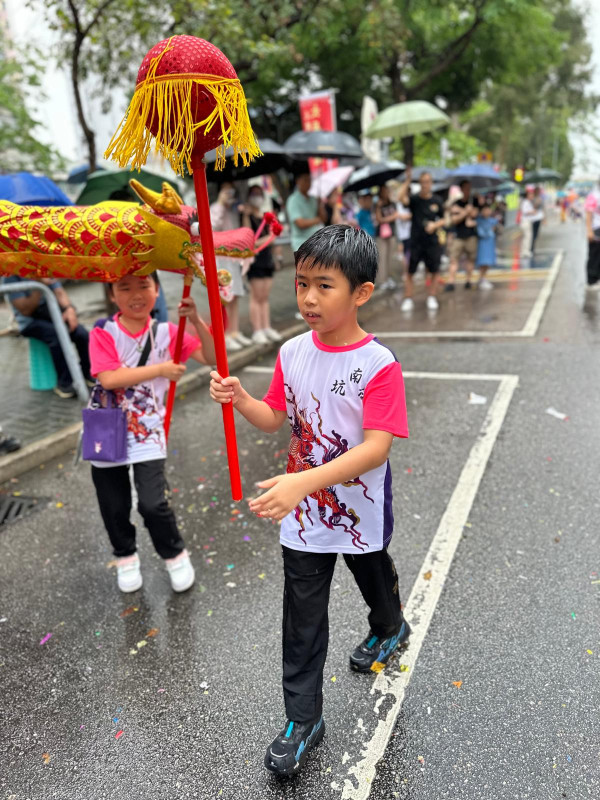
[0,435,21,455]
[53,384,76,399]
[264,717,325,776]
[443,283,455,292]
[349,620,411,673]
[464,280,472,289]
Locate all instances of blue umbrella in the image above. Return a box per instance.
[67,164,105,185]
[0,172,72,205]
[447,164,507,189]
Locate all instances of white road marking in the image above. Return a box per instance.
[372,250,562,340]
[340,373,519,799]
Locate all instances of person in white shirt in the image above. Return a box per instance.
[520,185,537,259]
[395,200,412,273]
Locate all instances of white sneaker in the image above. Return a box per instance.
[252,329,270,345]
[587,282,600,292]
[478,279,494,291]
[400,297,414,312]
[165,549,195,592]
[116,553,142,593]
[263,326,282,342]
[426,295,439,311]
[225,335,242,352]
[234,332,252,346]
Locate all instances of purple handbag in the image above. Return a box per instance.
[81,319,157,463]
[82,386,128,463]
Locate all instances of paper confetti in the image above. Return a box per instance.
[468,392,487,405]
[42,752,50,764]
[136,640,147,649]
[331,676,337,682]
[115,730,124,740]
[39,633,52,646]
[452,681,463,688]
[146,628,159,638]
[119,606,138,618]
[546,407,568,421]
[423,571,432,581]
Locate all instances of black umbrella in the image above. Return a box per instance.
[204,138,289,182]
[283,130,363,160]
[524,168,562,184]
[344,160,406,192]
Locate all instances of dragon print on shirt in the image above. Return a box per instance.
[285,383,374,551]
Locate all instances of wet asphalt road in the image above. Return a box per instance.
[1,220,599,799]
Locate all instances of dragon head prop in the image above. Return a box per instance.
[0,179,282,302]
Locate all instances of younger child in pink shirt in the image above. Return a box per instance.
[88,272,215,593]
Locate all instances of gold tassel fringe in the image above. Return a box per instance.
[104,39,261,175]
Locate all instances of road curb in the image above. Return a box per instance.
[0,320,306,487]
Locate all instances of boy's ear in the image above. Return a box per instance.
[354,281,374,307]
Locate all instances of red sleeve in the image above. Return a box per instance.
[89,327,121,377]
[168,321,202,362]
[262,353,286,410]
[362,361,409,438]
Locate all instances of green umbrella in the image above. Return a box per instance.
[364,101,450,139]
[523,168,562,184]
[76,168,179,205]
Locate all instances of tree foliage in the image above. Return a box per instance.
[31,0,594,178]
[0,33,65,174]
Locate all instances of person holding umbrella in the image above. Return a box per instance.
[398,169,446,311]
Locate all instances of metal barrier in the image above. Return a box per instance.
[0,281,88,402]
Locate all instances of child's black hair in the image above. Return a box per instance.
[295,224,378,291]
[109,272,160,292]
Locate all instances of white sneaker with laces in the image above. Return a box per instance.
[264,327,282,342]
[478,279,494,291]
[252,330,270,345]
[426,295,439,311]
[116,553,142,593]
[225,335,242,352]
[400,297,414,312]
[234,332,252,347]
[165,549,195,592]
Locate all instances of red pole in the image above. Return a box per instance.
[164,270,193,442]
[191,154,243,501]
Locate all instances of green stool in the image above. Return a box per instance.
[28,338,57,391]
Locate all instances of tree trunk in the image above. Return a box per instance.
[402,136,414,167]
[71,36,96,172]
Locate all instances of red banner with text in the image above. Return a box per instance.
[299,91,338,177]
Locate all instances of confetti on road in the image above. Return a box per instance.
[39,633,52,646]
[115,730,124,740]
[157,688,166,693]
[468,392,487,405]
[399,665,410,672]
[119,606,138,618]
[226,582,236,588]
[137,640,147,649]
[331,676,337,682]
[586,649,593,655]
[207,610,213,617]
[423,571,432,581]
[452,681,463,688]
[146,628,159,638]
[258,573,265,579]
[546,407,568,421]
[55,502,64,509]
[42,752,50,764]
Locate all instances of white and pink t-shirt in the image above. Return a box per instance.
[584,190,600,232]
[264,331,409,554]
[89,314,201,467]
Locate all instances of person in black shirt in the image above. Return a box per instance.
[398,169,446,311]
[445,180,479,291]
